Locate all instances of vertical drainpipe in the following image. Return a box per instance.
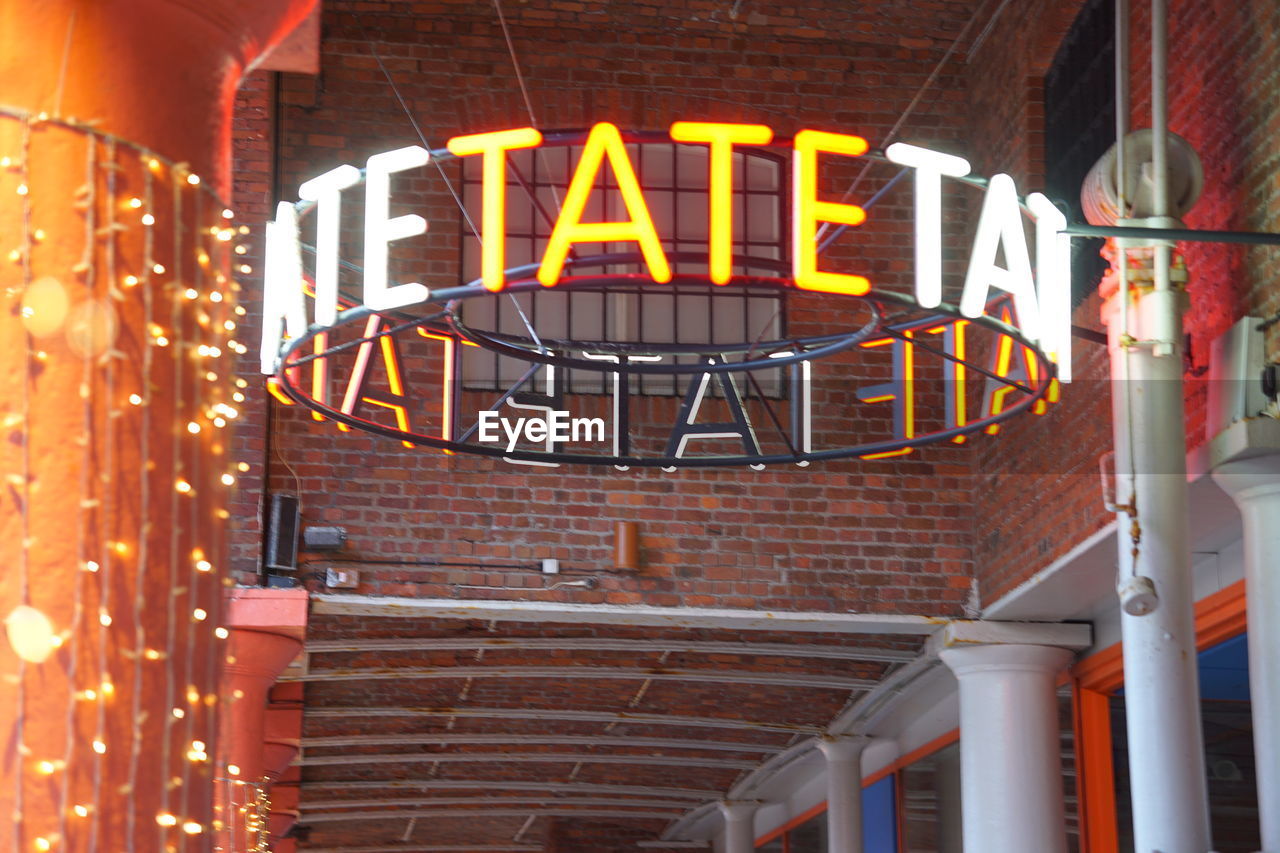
[1104,1,1213,850]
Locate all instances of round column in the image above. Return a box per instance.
[939,644,1073,853]
[1101,283,1212,853]
[818,736,870,853]
[718,801,759,853]
[0,2,314,850]
[1213,454,1280,852]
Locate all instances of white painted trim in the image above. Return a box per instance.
[310,594,945,635]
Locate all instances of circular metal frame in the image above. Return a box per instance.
[274,127,1057,467]
[275,279,1056,468]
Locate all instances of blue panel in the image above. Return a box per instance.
[1198,632,1250,702]
[1117,632,1251,700]
[862,774,897,853]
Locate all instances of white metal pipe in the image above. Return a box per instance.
[939,644,1073,853]
[1103,288,1212,853]
[1212,456,1280,851]
[818,737,870,853]
[1151,0,1169,221]
[718,802,758,853]
[1115,0,1129,217]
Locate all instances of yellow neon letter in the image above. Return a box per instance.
[537,122,671,286]
[447,127,543,292]
[792,129,871,295]
[669,121,774,284]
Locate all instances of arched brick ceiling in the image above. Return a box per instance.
[286,615,928,851]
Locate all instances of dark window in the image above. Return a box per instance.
[1044,0,1116,306]
[458,140,788,396]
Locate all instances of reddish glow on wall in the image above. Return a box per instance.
[446,127,543,291]
[791,129,871,296]
[537,122,672,287]
[669,121,774,284]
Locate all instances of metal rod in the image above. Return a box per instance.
[1063,223,1280,246]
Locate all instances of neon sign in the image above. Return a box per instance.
[259,122,1069,468]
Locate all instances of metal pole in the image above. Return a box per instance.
[1105,3,1213,851]
[1212,456,1280,851]
[939,644,1073,853]
[818,737,869,853]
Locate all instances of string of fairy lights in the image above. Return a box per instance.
[0,105,257,851]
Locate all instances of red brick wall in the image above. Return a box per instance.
[229,0,1280,612]
[229,0,984,616]
[964,0,1280,603]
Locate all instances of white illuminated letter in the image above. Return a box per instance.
[885,143,971,309]
[478,410,499,443]
[365,146,431,311]
[259,202,307,374]
[299,164,361,327]
[960,173,1041,343]
[1027,192,1072,383]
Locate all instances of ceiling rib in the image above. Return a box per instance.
[304,706,825,735]
[295,780,722,799]
[301,807,684,823]
[298,751,757,770]
[300,847,543,852]
[285,665,877,691]
[301,796,705,811]
[304,636,916,663]
[301,734,785,753]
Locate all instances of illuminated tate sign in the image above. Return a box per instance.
[259,121,1071,469]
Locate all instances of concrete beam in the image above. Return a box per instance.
[925,620,1092,656]
[310,595,943,635]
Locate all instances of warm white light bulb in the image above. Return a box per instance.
[4,605,58,663]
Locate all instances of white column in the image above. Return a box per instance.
[1102,285,1213,853]
[719,801,758,853]
[818,736,870,853]
[1213,453,1280,852]
[939,644,1073,853]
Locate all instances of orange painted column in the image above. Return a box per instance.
[0,2,314,851]
[216,587,307,849]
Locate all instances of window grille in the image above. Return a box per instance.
[458,140,788,396]
[1044,0,1116,307]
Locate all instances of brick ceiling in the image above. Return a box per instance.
[285,614,927,851]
